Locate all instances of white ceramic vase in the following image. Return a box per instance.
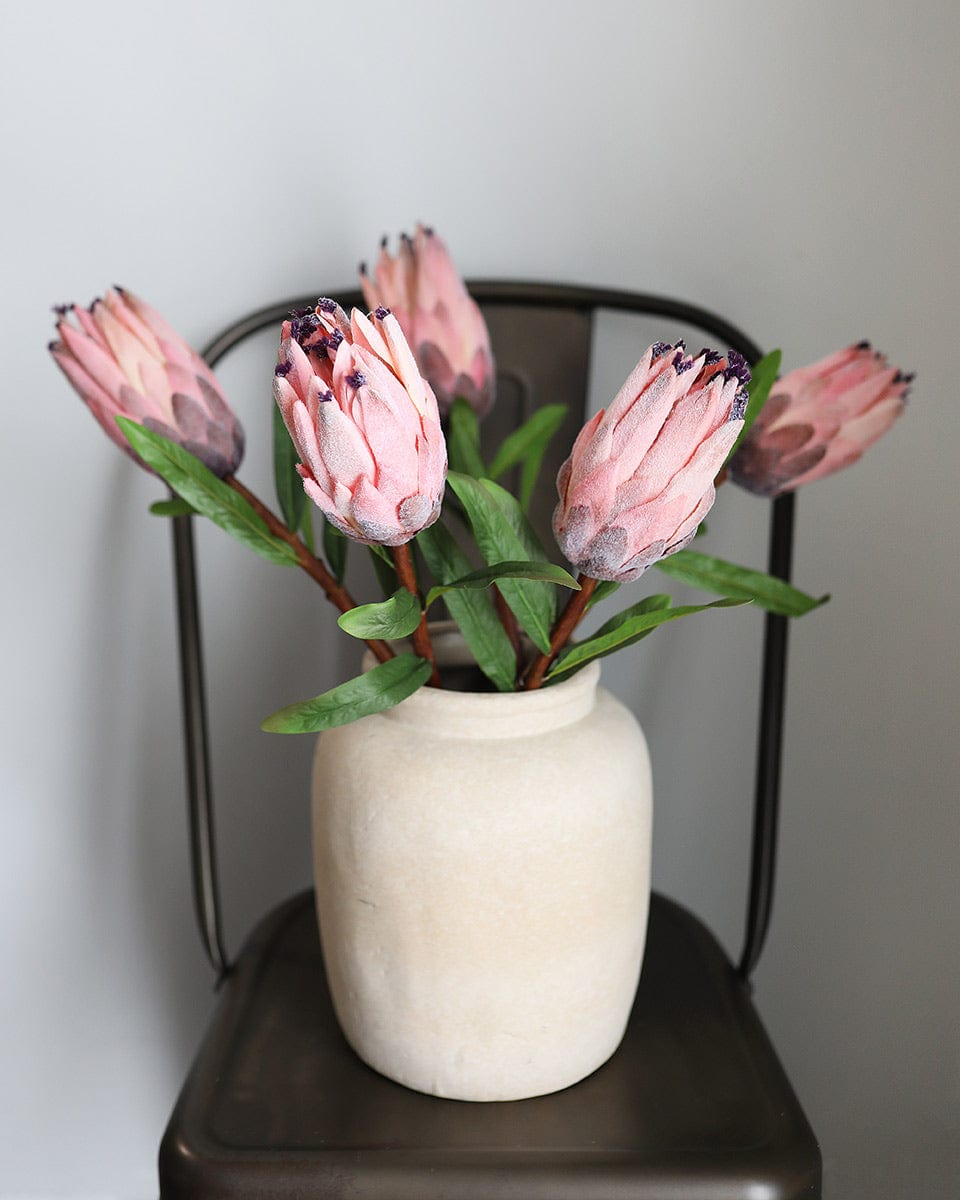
[311,628,653,1102]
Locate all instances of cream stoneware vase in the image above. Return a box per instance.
[311,628,653,1102]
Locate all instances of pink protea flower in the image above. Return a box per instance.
[728,342,910,497]
[360,224,495,417]
[274,299,447,546]
[553,342,749,581]
[49,288,244,477]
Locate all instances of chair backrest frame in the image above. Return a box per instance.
[170,281,794,984]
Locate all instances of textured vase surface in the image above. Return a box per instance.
[311,630,653,1101]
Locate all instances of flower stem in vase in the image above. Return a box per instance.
[521,574,598,691]
[392,542,442,687]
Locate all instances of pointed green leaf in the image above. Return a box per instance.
[298,504,316,554]
[366,544,398,599]
[262,654,433,734]
[273,403,306,533]
[447,396,486,478]
[547,597,749,680]
[586,579,621,610]
[118,419,298,566]
[425,559,580,609]
[654,549,828,616]
[416,521,517,692]
[337,588,422,640]
[322,518,348,584]
[728,349,782,460]
[446,472,556,653]
[591,593,672,639]
[487,403,568,508]
[149,497,196,517]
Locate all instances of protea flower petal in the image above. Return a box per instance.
[553,342,748,582]
[49,287,244,476]
[275,301,447,547]
[728,342,910,497]
[360,225,495,417]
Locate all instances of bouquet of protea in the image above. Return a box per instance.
[50,227,909,731]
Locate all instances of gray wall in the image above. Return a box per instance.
[3,2,958,1196]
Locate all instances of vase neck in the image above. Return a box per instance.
[383,659,601,740]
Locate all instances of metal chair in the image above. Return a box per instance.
[159,282,821,1199]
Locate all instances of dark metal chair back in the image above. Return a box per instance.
[172,281,794,984]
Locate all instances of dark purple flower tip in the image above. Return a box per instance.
[698,347,722,365]
[290,306,313,319]
[326,329,344,349]
[52,303,73,318]
[856,339,871,350]
[359,261,368,276]
[673,339,686,351]
[293,315,321,345]
[401,231,413,245]
[673,351,694,374]
[651,341,673,359]
[380,235,389,249]
[423,225,435,236]
[274,361,293,377]
[346,371,367,390]
[47,339,59,351]
[894,370,916,384]
[319,389,335,403]
[730,388,749,421]
[308,342,328,361]
[374,305,391,320]
[113,284,126,293]
[723,349,752,387]
[317,297,338,313]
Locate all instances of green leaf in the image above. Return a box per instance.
[586,579,621,610]
[425,559,580,609]
[728,349,782,460]
[447,396,486,478]
[149,496,196,517]
[654,549,828,616]
[446,472,556,653]
[298,504,316,554]
[416,521,517,692]
[273,403,306,533]
[487,404,568,509]
[337,587,422,641]
[589,593,672,639]
[262,654,433,734]
[118,419,298,566]
[322,519,348,584]
[367,544,398,599]
[547,596,749,680]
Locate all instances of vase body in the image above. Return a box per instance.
[311,631,653,1101]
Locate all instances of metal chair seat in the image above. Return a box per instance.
[160,890,819,1199]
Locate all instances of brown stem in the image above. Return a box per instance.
[493,586,522,658]
[391,542,442,688]
[224,476,393,664]
[521,574,598,691]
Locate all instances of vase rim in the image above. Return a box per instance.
[361,623,601,739]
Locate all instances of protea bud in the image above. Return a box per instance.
[553,342,748,581]
[728,342,910,497]
[49,288,244,477]
[274,301,447,547]
[360,224,495,417]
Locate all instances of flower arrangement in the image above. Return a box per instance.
[50,227,909,731]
